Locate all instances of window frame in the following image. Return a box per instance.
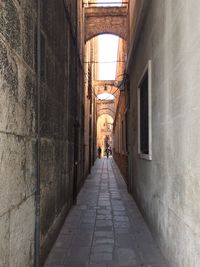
[137,60,152,160]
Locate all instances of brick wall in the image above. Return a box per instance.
[113,151,128,184]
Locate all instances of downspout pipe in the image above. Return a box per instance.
[35,0,41,266]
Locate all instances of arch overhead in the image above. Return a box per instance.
[94,80,118,96]
[97,100,115,119]
[84,6,128,42]
[98,108,115,119]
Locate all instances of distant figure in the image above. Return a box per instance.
[98,146,102,158]
[105,148,109,158]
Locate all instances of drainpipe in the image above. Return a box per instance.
[35,0,41,266]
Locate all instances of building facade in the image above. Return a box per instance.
[126,1,200,266]
[113,37,128,183]
[84,35,98,175]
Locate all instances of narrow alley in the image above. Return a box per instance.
[1,0,200,266]
[45,158,167,267]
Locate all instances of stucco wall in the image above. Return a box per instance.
[128,1,200,266]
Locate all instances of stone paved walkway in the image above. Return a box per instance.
[44,158,168,267]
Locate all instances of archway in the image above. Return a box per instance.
[97,114,114,156]
[84,5,128,42]
[97,93,115,100]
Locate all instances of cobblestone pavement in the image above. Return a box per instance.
[44,158,168,267]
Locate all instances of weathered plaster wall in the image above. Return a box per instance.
[128,1,200,266]
[0,0,36,266]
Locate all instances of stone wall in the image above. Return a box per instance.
[39,0,84,263]
[127,1,200,266]
[0,0,85,265]
[0,0,36,266]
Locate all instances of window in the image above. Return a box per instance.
[138,60,152,160]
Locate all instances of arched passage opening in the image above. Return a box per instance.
[97,114,113,156]
[84,5,127,170]
[97,34,119,80]
[84,2,128,43]
[85,33,124,81]
[97,93,115,100]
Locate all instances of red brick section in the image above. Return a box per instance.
[113,151,128,184]
[84,6,128,42]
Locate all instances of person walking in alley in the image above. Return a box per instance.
[105,147,109,158]
[98,146,102,158]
